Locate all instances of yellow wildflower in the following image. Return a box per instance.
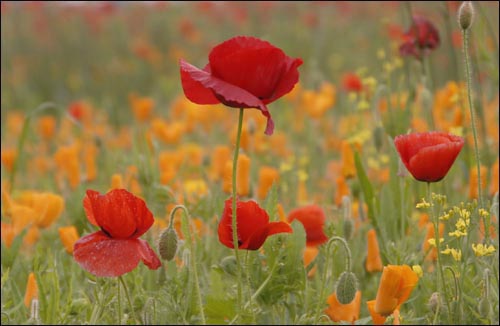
[472,243,496,257]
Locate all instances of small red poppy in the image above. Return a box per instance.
[399,16,440,59]
[73,189,161,277]
[394,131,464,183]
[180,36,303,135]
[218,197,293,250]
[342,73,363,93]
[287,205,329,246]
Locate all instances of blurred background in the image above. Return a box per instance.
[1,1,498,126]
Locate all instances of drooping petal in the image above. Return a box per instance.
[241,221,292,250]
[84,189,154,239]
[180,61,220,105]
[136,238,162,270]
[73,231,160,277]
[287,205,328,246]
[180,60,274,135]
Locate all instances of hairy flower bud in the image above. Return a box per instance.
[158,227,178,261]
[458,1,474,30]
[336,271,358,304]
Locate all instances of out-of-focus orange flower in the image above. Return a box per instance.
[151,118,185,145]
[110,174,124,190]
[257,166,279,200]
[180,143,204,167]
[325,290,362,323]
[335,176,350,207]
[417,213,429,230]
[423,222,445,261]
[24,272,38,308]
[58,226,80,255]
[341,141,359,179]
[490,159,499,196]
[129,93,155,122]
[54,143,81,189]
[183,178,208,202]
[468,166,488,199]
[297,178,309,205]
[1,148,17,172]
[37,115,57,140]
[15,191,65,228]
[301,82,336,119]
[366,299,387,325]
[223,154,251,197]
[159,150,183,185]
[209,145,231,181]
[374,265,419,316]
[6,111,25,137]
[83,141,98,182]
[366,229,383,273]
[303,246,318,278]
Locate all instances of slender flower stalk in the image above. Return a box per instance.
[460,1,485,233]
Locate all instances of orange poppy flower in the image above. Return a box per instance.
[366,299,387,325]
[365,229,383,273]
[325,290,362,323]
[1,148,17,172]
[58,226,80,255]
[468,165,488,199]
[24,272,38,308]
[303,246,318,278]
[490,159,499,196]
[374,265,419,316]
[257,166,279,200]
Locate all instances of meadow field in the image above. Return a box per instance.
[1,1,499,325]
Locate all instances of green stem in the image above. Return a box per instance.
[427,183,451,323]
[231,108,245,318]
[462,29,485,219]
[118,276,138,325]
[117,278,122,325]
[244,251,257,324]
[176,204,206,325]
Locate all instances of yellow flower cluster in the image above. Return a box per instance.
[471,243,496,257]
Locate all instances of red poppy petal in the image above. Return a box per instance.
[83,191,98,226]
[408,142,463,182]
[180,60,220,105]
[218,200,236,249]
[209,47,287,99]
[180,60,275,135]
[264,56,303,104]
[73,231,150,277]
[235,199,269,244]
[136,238,162,270]
[241,221,293,250]
[266,221,293,236]
[209,36,273,60]
[88,189,154,239]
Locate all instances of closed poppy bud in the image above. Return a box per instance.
[180,35,303,135]
[336,271,359,304]
[458,1,474,30]
[220,255,238,276]
[394,132,464,183]
[158,227,178,261]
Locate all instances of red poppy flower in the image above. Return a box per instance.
[73,189,161,277]
[180,36,303,135]
[287,205,329,246]
[342,73,363,93]
[399,16,440,59]
[218,197,293,250]
[394,131,464,183]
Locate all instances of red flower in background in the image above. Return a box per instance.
[399,16,440,59]
[394,132,464,183]
[287,205,329,246]
[73,189,161,277]
[218,198,292,250]
[342,73,363,93]
[180,36,303,135]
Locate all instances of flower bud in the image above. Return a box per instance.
[158,227,178,261]
[458,1,474,30]
[478,297,491,318]
[428,292,442,314]
[335,271,358,304]
[220,255,238,276]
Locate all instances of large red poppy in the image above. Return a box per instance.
[399,16,440,59]
[394,131,464,183]
[287,205,329,246]
[218,197,292,250]
[180,36,303,135]
[73,189,161,277]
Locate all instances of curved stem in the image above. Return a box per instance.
[444,266,459,301]
[175,204,206,325]
[462,29,485,220]
[118,276,138,325]
[231,108,245,318]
